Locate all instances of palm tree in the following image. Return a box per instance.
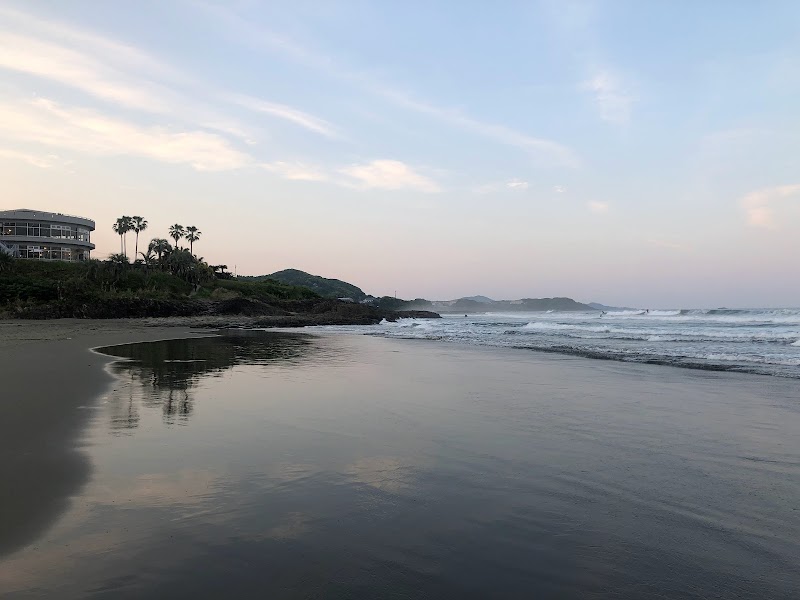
[211,264,231,280]
[112,216,134,257]
[169,224,185,249]
[148,238,169,260]
[108,253,129,265]
[112,218,126,256]
[185,226,201,255]
[138,249,157,270]
[131,216,148,259]
[148,238,172,266]
[165,248,194,279]
[121,216,133,257]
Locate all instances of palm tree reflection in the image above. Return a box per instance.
[99,331,317,431]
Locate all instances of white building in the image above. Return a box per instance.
[0,208,95,261]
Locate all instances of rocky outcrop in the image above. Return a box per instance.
[250,300,441,328]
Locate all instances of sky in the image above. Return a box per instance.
[0,1,798,307]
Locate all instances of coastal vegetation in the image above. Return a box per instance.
[168,224,185,249]
[0,253,320,319]
[111,215,150,259]
[243,268,367,301]
[185,226,201,254]
[0,236,437,323]
[0,217,320,319]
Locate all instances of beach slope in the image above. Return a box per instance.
[0,319,211,557]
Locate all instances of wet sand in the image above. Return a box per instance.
[0,319,214,557]
[2,326,799,598]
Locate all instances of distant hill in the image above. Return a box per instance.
[588,302,638,312]
[243,269,367,301]
[461,295,494,303]
[406,296,596,312]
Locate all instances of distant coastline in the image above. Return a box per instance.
[1,261,606,323]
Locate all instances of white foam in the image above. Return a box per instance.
[394,318,434,330]
[523,322,611,334]
[314,309,800,377]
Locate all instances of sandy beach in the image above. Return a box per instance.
[0,319,216,558]
[2,323,799,598]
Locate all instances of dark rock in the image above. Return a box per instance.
[213,297,289,317]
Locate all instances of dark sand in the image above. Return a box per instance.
[2,326,799,598]
[0,319,213,557]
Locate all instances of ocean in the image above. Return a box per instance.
[317,308,800,378]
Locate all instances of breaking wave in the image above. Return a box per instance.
[315,308,800,378]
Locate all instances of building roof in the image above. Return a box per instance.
[0,208,95,229]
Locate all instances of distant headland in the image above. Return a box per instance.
[247,269,598,313]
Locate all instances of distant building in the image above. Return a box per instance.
[0,208,95,261]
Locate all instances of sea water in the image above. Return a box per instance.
[317,308,800,378]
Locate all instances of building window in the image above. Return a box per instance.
[50,224,75,239]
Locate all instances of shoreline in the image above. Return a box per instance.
[0,319,214,558]
[1,316,791,559]
[2,327,798,597]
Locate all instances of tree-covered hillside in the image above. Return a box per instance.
[244,269,367,301]
[0,257,318,318]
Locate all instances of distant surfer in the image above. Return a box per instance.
[600,311,606,316]
[646,309,650,314]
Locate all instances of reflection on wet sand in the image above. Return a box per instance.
[3,332,799,599]
[2,331,335,597]
[99,330,318,430]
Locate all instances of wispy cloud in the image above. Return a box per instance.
[230,94,338,138]
[0,22,252,143]
[587,201,610,213]
[554,185,565,193]
[473,178,530,194]
[0,147,71,169]
[339,160,441,192]
[0,6,180,80]
[741,184,800,228]
[376,89,579,167]
[506,179,529,190]
[197,2,578,167]
[0,98,252,171]
[262,158,441,192]
[583,70,635,124]
[0,31,172,113]
[262,161,329,181]
[0,6,339,147]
